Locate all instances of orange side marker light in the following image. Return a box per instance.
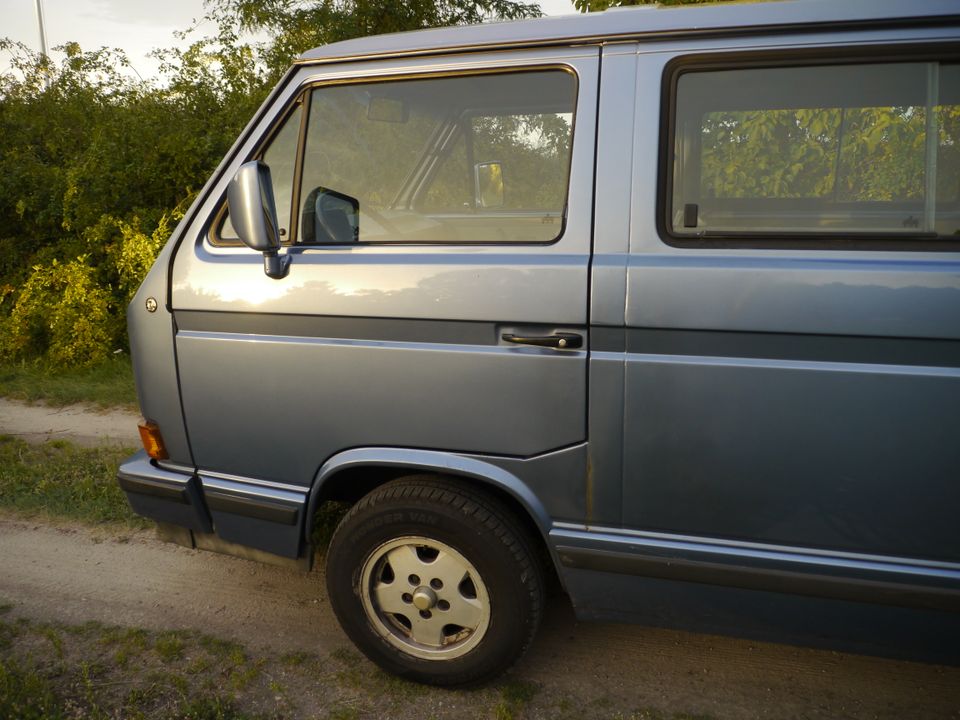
[138,420,169,460]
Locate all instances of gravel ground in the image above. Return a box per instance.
[1,399,958,718]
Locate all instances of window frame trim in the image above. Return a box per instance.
[212,64,581,249]
[656,43,960,252]
[209,94,309,248]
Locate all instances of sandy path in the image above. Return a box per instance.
[0,398,140,447]
[1,400,958,717]
[1,516,958,719]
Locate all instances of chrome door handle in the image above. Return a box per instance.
[501,332,583,349]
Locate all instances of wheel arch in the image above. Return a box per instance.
[305,448,559,579]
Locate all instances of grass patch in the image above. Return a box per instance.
[494,679,539,720]
[154,631,186,662]
[0,435,143,527]
[610,713,717,720]
[39,625,64,659]
[198,634,245,659]
[326,705,359,720]
[0,357,136,409]
[280,650,318,667]
[0,612,717,720]
[178,695,259,720]
[0,658,66,720]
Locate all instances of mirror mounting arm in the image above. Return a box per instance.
[263,250,290,280]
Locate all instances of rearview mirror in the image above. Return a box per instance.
[475,161,504,209]
[226,161,289,279]
[367,96,408,123]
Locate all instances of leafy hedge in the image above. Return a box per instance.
[0,0,547,367]
[0,26,268,366]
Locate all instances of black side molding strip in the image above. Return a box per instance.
[556,545,960,614]
[591,326,960,368]
[204,491,300,526]
[175,310,501,346]
[118,473,189,504]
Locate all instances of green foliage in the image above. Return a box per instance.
[698,106,943,202]
[0,658,65,720]
[0,0,548,368]
[215,0,543,84]
[0,436,143,526]
[2,256,114,367]
[0,36,243,368]
[114,211,178,305]
[575,0,731,11]
[0,357,135,407]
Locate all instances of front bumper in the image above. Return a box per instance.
[117,451,212,533]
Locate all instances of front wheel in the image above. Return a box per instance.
[325,477,544,686]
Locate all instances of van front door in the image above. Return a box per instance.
[169,49,599,557]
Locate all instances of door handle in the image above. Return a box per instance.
[501,332,583,349]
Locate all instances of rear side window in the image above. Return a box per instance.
[666,59,960,246]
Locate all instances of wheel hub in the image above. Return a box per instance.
[412,586,437,610]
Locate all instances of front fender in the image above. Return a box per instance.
[304,447,555,546]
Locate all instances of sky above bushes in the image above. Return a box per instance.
[4,0,577,82]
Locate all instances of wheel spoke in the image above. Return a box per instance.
[373,580,410,616]
[423,549,468,589]
[408,615,446,647]
[444,596,484,630]
[384,544,425,581]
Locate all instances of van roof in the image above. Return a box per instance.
[298,0,959,65]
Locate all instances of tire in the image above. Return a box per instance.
[325,476,544,686]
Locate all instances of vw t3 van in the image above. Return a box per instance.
[118,0,960,685]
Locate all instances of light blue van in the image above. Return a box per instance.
[118,0,960,685]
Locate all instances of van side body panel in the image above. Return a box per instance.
[575,28,960,629]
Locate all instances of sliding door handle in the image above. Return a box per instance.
[501,332,583,349]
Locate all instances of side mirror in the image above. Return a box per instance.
[475,161,504,209]
[226,161,289,279]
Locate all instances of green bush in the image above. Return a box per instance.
[0,0,544,368]
[1,256,114,367]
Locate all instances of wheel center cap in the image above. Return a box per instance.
[412,586,437,611]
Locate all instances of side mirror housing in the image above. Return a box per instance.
[226,161,289,279]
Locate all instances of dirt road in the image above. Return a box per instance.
[1,515,958,719]
[0,397,139,447]
[1,401,958,717]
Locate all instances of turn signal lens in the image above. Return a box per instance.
[138,420,168,460]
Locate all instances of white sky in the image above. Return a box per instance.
[1,0,579,81]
